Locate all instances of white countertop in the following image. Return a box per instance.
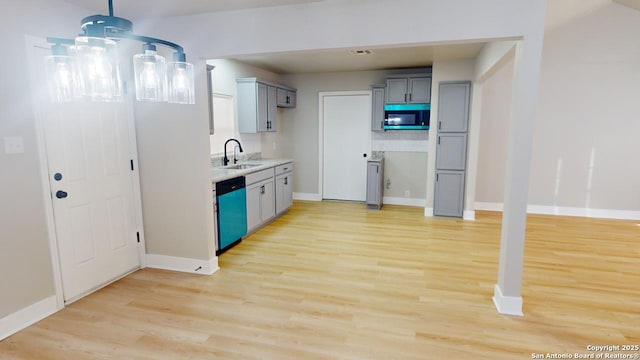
[211,158,293,183]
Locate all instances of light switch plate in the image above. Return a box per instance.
[4,136,24,154]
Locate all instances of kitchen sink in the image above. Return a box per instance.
[225,163,262,170]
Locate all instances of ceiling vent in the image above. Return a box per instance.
[349,49,373,55]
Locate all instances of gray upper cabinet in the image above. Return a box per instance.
[277,87,297,108]
[435,133,468,171]
[385,75,431,104]
[408,77,431,103]
[385,78,408,104]
[437,82,471,132]
[238,78,296,133]
[267,85,277,132]
[371,86,385,131]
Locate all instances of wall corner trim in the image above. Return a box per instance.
[463,210,476,221]
[146,254,219,275]
[424,207,434,217]
[293,193,322,201]
[0,295,59,341]
[492,284,523,316]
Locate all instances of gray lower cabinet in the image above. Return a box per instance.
[275,173,293,214]
[245,168,276,233]
[435,133,468,171]
[434,170,465,217]
[366,159,384,210]
[275,162,294,214]
[371,86,385,131]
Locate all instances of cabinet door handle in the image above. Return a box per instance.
[409,93,412,102]
[376,165,378,174]
[261,185,265,194]
[438,136,441,145]
[436,173,439,181]
[438,121,442,130]
[284,177,288,185]
[404,93,407,102]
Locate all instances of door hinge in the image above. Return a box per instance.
[136,232,140,243]
[130,159,134,171]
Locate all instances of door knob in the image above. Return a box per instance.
[363,154,367,158]
[54,173,63,181]
[55,190,68,199]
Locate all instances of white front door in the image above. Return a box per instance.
[322,93,371,201]
[43,100,141,303]
[29,39,142,303]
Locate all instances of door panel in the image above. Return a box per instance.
[408,77,431,103]
[323,94,371,201]
[44,101,140,302]
[434,170,465,217]
[436,133,468,170]
[437,82,470,132]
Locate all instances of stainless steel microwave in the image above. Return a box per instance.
[383,104,430,130]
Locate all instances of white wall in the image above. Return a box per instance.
[475,3,640,216]
[0,0,91,318]
[476,58,514,204]
[265,69,431,203]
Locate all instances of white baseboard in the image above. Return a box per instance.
[293,192,321,201]
[475,202,640,220]
[1,295,59,341]
[424,207,434,217]
[474,202,504,212]
[382,196,426,207]
[146,254,219,275]
[492,284,523,316]
[463,210,476,221]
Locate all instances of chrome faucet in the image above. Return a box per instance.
[223,138,243,166]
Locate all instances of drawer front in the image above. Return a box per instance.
[245,167,275,185]
[275,162,293,176]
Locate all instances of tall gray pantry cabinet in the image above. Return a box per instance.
[433,82,471,217]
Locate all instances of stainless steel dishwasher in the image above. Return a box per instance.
[215,176,247,254]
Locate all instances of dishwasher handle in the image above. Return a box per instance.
[216,176,246,196]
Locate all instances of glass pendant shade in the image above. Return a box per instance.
[44,54,79,102]
[133,49,166,102]
[166,61,195,104]
[74,36,122,102]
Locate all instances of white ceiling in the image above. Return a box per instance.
[228,43,486,74]
[62,0,632,75]
[63,0,323,19]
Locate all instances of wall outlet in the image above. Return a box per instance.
[404,190,411,198]
[4,136,24,155]
[386,179,391,189]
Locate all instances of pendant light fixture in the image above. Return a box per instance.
[45,0,195,104]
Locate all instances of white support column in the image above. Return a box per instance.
[493,33,545,316]
[463,83,483,221]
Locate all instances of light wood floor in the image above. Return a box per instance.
[2,201,639,359]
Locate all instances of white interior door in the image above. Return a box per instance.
[322,93,371,201]
[42,99,141,303]
[43,99,141,303]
